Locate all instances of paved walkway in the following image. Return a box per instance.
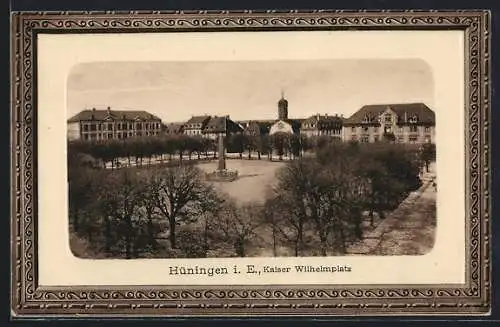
[347,172,437,256]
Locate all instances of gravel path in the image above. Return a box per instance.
[370,181,437,255]
[346,165,437,256]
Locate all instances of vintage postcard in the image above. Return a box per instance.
[11,10,491,317]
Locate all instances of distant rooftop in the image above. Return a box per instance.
[344,103,435,125]
[68,107,161,123]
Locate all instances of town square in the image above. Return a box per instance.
[66,60,437,259]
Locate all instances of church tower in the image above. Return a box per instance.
[278,90,288,120]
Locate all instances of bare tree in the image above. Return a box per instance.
[214,200,264,257]
[95,170,145,258]
[135,172,163,251]
[152,165,218,249]
[269,159,319,256]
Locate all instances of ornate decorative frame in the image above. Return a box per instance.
[10,10,491,317]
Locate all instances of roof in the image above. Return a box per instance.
[237,119,275,126]
[203,116,243,133]
[272,119,302,134]
[186,115,211,125]
[244,120,272,135]
[165,123,184,133]
[343,103,435,126]
[67,108,161,123]
[302,114,344,130]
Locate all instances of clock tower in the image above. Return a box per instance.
[278,90,288,120]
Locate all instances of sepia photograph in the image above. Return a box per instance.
[67,60,437,260]
[11,10,491,317]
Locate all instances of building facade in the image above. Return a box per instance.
[241,120,272,136]
[67,107,162,141]
[164,123,185,135]
[342,103,435,144]
[202,115,243,140]
[183,115,211,137]
[300,114,344,138]
[268,93,302,136]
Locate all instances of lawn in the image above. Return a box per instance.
[196,159,287,204]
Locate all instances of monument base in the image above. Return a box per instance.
[205,169,239,182]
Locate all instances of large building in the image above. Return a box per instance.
[183,115,211,137]
[163,122,185,135]
[300,114,344,138]
[268,94,302,135]
[67,107,162,141]
[241,120,273,136]
[202,115,243,140]
[342,103,435,144]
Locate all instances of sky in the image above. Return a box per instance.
[67,59,434,123]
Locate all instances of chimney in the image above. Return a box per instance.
[404,111,408,122]
[316,113,320,120]
[325,113,328,118]
[92,107,96,111]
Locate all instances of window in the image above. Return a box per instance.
[83,124,89,132]
[409,135,418,143]
[83,134,89,140]
[410,126,418,133]
[107,123,113,130]
[363,127,368,132]
[425,127,430,132]
[90,124,97,131]
[361,136,369,143]
[373,127,378,133]
[351,127,355,132]
[374,135,379,142]
[384,114,392,123]
[107,133,112,139]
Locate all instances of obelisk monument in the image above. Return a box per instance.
[217,133,226,171]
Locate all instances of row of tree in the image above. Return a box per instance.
[68,140,433,258]
[68,133,340,169]
[264,141,425,256]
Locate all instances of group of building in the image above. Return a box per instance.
[67,94,436,144]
